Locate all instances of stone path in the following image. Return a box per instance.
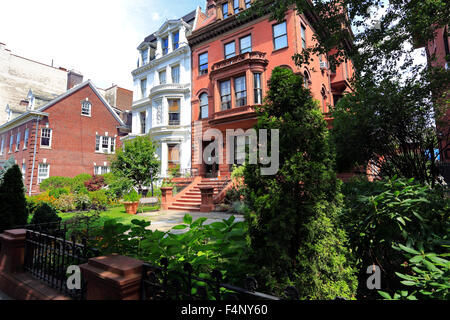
[134,210,245,233]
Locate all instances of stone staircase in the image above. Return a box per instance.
[168,177,231,211]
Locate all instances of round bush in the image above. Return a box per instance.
[31,203,61,225]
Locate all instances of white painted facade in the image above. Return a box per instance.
[129,13,197,179]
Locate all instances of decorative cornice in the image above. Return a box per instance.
[210,51,268,77]
[149,83,190,99]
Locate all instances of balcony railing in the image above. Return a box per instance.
[211,51,268,73]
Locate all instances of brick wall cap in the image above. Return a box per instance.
[86,255,143,277]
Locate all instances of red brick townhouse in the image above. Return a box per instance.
[188,0,355,178]
[0,81,128,195]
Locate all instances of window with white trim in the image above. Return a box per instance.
[95,135,115,154]
[41,128,52,147]
[21,163,26,180]
[24,129,29,149]
[159,70,166,85]
[16,132,21,151]
[38,163,49,184]
[94,166,110,175]
[0,137,4,155]
[9,134,14,153]
[171,65,180,84]
[254,73,263,104]
[273,21,288,50]
[82,100,91,116]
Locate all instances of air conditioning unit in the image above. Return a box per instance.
[320,61,328,70]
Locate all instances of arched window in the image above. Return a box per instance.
[303,70,310,89]
[199,93,209,119]
[321,87,327,113]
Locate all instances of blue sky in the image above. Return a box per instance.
[0,0,205,90]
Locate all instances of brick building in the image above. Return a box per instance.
[188,0,354,178]
[0,81,128,195]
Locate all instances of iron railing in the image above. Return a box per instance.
[24,222,99,300]
[141,258,299,301]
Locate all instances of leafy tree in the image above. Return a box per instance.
[111,136,160,191]
[0,156,16,182]
[0,165,28,231]
[243,67,357,299]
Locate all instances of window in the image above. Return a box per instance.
[9,135,13,152]
[140,111,146,134]
[141,49,149,65]
[222,2,229,19]
[0,137,4,155]
[94,166,110,175]
[171,65,180,84]
[245,0,251,9]
[140,78,147,98]
[95,135,115,154]
[273,21,288,50]
[224,41,236,59]
[159,70,166,84]
[82,100,91,116]
[173,32,179,50]
[162,37,169,55]
[235,76,247,107]
[41,128,52,147]
[345,59,349,79]
[168,99,180,125]
[21,163,26,180]
[168,144,180,170]
[199,52,208,75]
[38,164,49,184]
[199,93,209,119]
[254,73,263,104]
[233,0,240,14]
[301,24,307,49]
[240,35,252,54]
[321,87,327,113]
[303,71,310,88]
[16,132,21,151]
[220,80,232,110]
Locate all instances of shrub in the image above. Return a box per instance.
[27,192,57,213]
[74,193,91,211]
[48,187,70,199]
[89,190,109,211]
[39,176,72,192]
[0,165,28,231]
[54,194,77,212]
[84,175,106,192]
[105,174,133,200]
[30,203,61,225]
[341,177,450,299]
[123,189,141,202]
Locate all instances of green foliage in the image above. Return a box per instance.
[123,189,141,202]
[0,165,28,231]
[93,214,250,284]
[39,174,92,193]
[88,190,109,211]
[0,157,16,182]
[379,245,449,300]
[48,187,70,199]
[84,175,106,191]
[243,67,357,299]
[30,203,61,225]
[341,177,450,298]
[54,194,77,212]
[168,164,181,178]
[111,136,160,190]
[105,174,134,200]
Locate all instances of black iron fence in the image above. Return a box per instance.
[23,222,99,300]
[141,258,299,301]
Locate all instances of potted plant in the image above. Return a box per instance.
[122,189,141,215]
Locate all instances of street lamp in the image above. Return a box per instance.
[149,167,154,197]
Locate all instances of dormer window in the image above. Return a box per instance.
[173,31,180,50]
[162,37,169,55]
[81,99,92,116]
[141,49,149,65]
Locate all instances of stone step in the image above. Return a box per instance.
[168,205,201,211]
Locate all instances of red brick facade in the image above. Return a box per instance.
[188,1,354,177]
[0,81,126,195]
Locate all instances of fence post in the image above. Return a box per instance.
[199,186,215,212]
[80,255,143,300]
[0,229,27,274]
[160,187,173,210]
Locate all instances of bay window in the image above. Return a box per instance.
[254,73,263,104]
[235,76,247,107]
[220,80,232,110]
[159,70,166,84]
[168,99,180,125]
[172,65,180,84]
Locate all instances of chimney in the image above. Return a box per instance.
[67,69,84,90]
[206,0,217,16]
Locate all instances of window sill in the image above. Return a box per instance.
[40,146,52,150]
[81,114,92,118]
[272,46,289,54]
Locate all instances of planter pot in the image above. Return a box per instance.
[123,201,139,215]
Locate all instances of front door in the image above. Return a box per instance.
[203,141,218,178]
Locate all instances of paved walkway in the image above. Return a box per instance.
[134,210,245,233]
